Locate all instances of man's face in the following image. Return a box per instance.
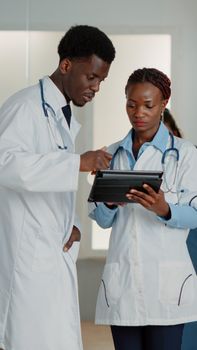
[62,55,110,107]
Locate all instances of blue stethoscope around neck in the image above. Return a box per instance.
[161,132,179,164]
[110,131,180,195]
[39,79,67,150]
[161,132,179,193]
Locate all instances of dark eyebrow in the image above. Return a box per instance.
[89,73,101,79]
[128,98,153,101]
[91,73,107,81]
[127,98,153,104]
[88,73,97,77]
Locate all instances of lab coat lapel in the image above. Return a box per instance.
[41,76,81,149]
[134,146,163,171]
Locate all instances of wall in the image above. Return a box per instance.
[0,0,197,259]
[1,0,196,141]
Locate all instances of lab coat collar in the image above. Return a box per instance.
[119,122,169,155]
[41,76,81,137]
[42,75,69,110]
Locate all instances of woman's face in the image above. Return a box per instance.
[126,82,168,137]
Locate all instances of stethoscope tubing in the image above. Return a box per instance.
[110,132,178,170]
[39,79,67,150]
[110,131,180,195]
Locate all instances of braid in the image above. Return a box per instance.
[125,68,171,100]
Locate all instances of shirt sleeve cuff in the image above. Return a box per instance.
[157,203,177,226]
[98,202,119,216]
[156,202,197,229]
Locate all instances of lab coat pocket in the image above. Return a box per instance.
[32,232,58,273]
[101,263,121,306]
[159,262,194,306]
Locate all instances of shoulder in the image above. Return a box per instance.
[1,83,40,114]
[0,83,41,128]
[0,83,42,140]
[106,132,131,155]
[107,140,122,155]
[174,137,197,160]
[175,136,196,150]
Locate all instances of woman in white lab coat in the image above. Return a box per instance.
[89,68,197,350]
[0,25,115,350]
[162,107,197,350]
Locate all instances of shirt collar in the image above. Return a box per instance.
[118,122,170,154]
[150,122,170,153]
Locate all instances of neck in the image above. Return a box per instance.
[132,126,159,159]
[133,124,160,145]
[133,131,154,145]
[49,71,70,103]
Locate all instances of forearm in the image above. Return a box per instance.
[89,202,118,228]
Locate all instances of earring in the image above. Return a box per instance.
[161,111,164,120]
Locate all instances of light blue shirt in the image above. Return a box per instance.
[89,123,197,229]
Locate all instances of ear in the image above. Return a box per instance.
[59,58,72,74]
[161,99,168,113]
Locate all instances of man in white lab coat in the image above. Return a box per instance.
[0,25,115,350]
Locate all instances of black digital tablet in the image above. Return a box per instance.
[88,170,163,203]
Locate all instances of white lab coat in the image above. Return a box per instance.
[0,76,83,350]
[89,133,197,326]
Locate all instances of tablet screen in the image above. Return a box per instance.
[88,170,163,203]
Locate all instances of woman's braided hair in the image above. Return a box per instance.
[125,68,171,100]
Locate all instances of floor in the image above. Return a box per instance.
[81,321,114,350]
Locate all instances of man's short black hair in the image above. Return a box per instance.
[58,25,115,64]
